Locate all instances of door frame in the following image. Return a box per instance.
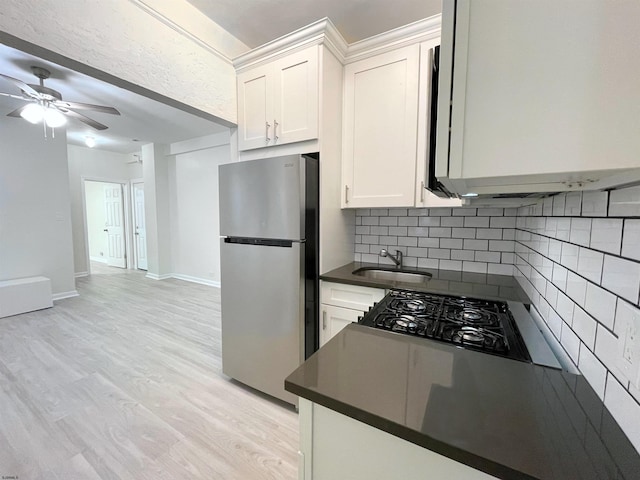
[81,176,133,275]
[130,178,146,270]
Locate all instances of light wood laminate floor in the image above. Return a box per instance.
[0,265,298,479]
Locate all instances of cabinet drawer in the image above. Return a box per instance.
[320,281,385,311]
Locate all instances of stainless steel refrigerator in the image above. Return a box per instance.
[218,154,318,405]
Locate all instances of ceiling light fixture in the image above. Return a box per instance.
[85,136,96,148]
[43,107,66,128]
[20,103,45,124]
[461,192,479,198]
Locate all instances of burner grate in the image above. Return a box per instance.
[360,289,530,362]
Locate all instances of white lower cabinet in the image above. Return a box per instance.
[319,281,385,347]
[298,399,498,480]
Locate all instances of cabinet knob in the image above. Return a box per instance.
[265,121,271,142]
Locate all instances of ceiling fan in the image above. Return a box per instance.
[0,66,120,130]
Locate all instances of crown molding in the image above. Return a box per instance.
[232,14,441,72]
[129,0,233,65]
[233,18,348,72]
[344,14,441,64]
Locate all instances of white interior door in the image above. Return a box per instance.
[132,182,147,270]
[104,184,126,268]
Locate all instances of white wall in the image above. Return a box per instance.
[67,145,136,275]
[0,0,246,124]
[169,142,231,286]
[0,117,75,297]
[84,181,109,262]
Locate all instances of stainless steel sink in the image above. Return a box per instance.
[352,267,432,284]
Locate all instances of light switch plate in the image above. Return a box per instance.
[617,307,640,389]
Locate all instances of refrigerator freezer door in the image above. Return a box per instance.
[220,239,304,405]
[219,155,305,240]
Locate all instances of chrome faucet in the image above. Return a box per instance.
[379,249,403,268]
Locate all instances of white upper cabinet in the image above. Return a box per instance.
[237,46,319,151]
[342,45,420,208]
[436,0,640,196]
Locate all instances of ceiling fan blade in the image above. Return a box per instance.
[61,108,109,130]
[0,92,29,101]
[6,104,31,118]
[53,100,120,115]
[0,73,40,98]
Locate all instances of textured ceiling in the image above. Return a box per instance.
[186,0,442,49]
[0,43,228,154]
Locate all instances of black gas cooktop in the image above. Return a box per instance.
[358,289,531,363]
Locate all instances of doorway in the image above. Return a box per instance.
[84,180,127,270]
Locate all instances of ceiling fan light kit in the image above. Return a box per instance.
[85,136,96,148]
[0,66,120,136]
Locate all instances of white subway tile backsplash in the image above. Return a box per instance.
[397,237,417,247]
[561,324,580,364]
[428,248,450,260]
[490,216,517,228]
[622,220,640,262]
[488,263,513,275]
[464,216,489,228]
[502,253,515,264]
[462,261,488,274]
[565,192,582,216]
[463,239,489,251]
[428,227,452,238]
[408,247,429,257]
[602,255,640,304]
[403,257,418,267]
[451,250,475,261]
[475,251,501,263]
[440,238,463,249]
[545,281,559,309]
[370,208,389,216]
[572,306,597,349]
[553,194,566,216]
[388,208,408,216]
[441,217,464,227]
[452,227,476,239]
[566,271,587,306]
[609,185,640,217]
[547,308,563,339]
[379,216,399,226]
[418,216,441,227]
[452,208,477,216]
[595,325,623,382]
[584,282,617,330]
[439,260,462,271]
[577,247,604,284]
[570,218,592,247]
[590,219,623,255]
[548,239,562,262]
[418,237,439,248]
[556,292,575,324]
[379,236,398,245]
[398,217,418,227]
[561,243,580,271]
[428,208,452,216]
[408,208,428,216]
[417,258,439,269]
[356,226,370,235]
[614,300,640,339]
[502,229,516,241]
[489,240,515,252]
[370,226,389,236]
[361,235,380,244]
[604,376,640,453]
[543,197,554,216]
[581,191,608,217]
[478,208,504,216]
[407,227,429,237]
[578,345,607,400]
[556,218,571,241]
[389,226,408,236]
[505,208,519,217]
[552,263,568,290]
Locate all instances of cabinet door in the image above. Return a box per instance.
[342,45,420,208]
[237,66,273,151]
[320,304,362,347]
[438,0,640,195]
[320,281,386,311]
[272,46,319,146]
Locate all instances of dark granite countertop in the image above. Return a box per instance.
[321,262,530,304]
[285,324,640,480]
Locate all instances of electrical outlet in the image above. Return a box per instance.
[617,308,640,389]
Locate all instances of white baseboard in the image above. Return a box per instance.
[90,256,108,264]
[52,290,80,301]
[146,273,173,281]
[74,271,89,278]
[171,273,221,288]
